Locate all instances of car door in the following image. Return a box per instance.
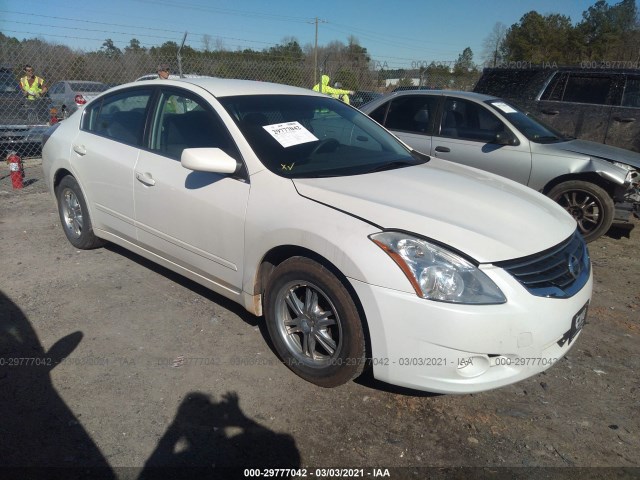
[133,87,249,291]
[72,87,153,242]
[367,94,438,153]
[605,75,640,152]
[430,96,532,185]
[536,71,617,143]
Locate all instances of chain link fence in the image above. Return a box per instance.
[1,38,481,158]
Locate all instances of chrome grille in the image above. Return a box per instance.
[495,230,590,298]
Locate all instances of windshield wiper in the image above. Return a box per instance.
[364,159,423,174]
[535,135,562,143]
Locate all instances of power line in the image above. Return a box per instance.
[131,0,314,23]
[0,9,296,51]
[0,29,282,52]
[1,9,461,66]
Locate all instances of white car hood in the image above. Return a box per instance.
[293,158,576,263]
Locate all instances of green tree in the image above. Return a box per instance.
[454,47,475,74]
[101,38,122,58]
[576,0,639,60]
[396,76,415,88]
[502,11,576,63]
[266,38,304,62]
[125,38,145,54]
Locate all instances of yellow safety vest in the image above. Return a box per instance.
[20,76,45,100]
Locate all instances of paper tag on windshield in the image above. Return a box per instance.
[492,102,517,114]
[263,121,318,148]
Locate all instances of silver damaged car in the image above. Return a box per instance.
[362,90,640,242]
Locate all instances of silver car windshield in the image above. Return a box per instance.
[219,95,426,178]
[486,100,568,144]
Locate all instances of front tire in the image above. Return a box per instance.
[548,180,615,243]
[264,257,366,387]
[55,176,105,249]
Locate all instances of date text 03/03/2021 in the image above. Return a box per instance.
[243,468,391,478]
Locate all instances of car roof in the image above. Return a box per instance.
[56,80,107,85]
[135,73,213,81]
[377,89,500,103]
[122,77,323,98]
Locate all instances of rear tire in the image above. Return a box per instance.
[264,257,366,387]
[548,180,615,243]
[55,176,105,249]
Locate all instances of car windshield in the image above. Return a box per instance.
[219,94,426,178]
[69,82,109,93]
[485,99,568,144]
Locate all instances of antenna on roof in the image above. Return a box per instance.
[177,32,187,78]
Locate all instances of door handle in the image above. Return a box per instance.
[72,144,86,156]
[136,172,156,186]
[434,146,451,153]
[613,116,636,123]
[541,109,560,115]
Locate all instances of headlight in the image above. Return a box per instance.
[370,232,506,304]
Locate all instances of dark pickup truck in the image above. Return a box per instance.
[0,67,52,158]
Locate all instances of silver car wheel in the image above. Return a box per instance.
[274,280,342,367]
[61,187,83,239]
[549,180,615,242]
[560,190,601,231]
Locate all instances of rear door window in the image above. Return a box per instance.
[542,73,614,105]
[82,89,152,146]
[383,95,438,134]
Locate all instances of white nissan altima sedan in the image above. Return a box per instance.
[42,78,592,394]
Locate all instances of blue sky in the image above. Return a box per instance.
[0,0,616,68]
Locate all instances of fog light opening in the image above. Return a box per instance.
[456,355,490,378]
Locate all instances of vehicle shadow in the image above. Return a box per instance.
[138,391,300,480]
[104,244,259,327]
[0,290,115,478]
[105,244,444,397]
[606,222,635,240]
[354,368,441,398]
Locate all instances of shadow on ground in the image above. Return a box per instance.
[0,291,300,479]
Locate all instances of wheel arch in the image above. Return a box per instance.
[53,167,74,191]
[541,172,616,198]
[254,245,372,358]
[52,168,99,231]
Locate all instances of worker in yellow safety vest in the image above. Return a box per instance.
[313,75,354,105]
[20,65,47,100]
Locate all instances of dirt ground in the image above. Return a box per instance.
[1,159,639,479]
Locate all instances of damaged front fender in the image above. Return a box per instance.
[587,156,632,186]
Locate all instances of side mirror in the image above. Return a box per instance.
[493,131,519,146]
[181,148,239,174]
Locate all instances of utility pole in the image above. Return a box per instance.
[311,17,326,88]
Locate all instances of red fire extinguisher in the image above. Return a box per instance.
[7,152,24,189]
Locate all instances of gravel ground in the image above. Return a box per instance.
[1,159,638,479]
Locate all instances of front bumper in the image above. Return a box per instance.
[350,266,593,394]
